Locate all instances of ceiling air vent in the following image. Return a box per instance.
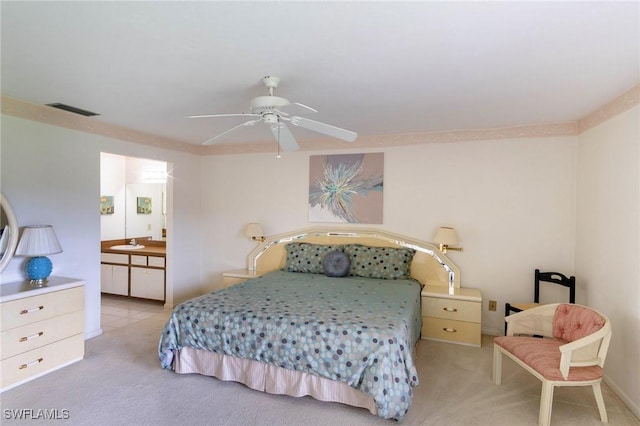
[46,103,99,117]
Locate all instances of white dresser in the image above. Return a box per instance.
[0,277,85,392]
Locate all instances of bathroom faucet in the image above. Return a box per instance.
[129,239,137,246]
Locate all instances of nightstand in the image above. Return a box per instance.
[421,285,482,347]
[222,269,262,288]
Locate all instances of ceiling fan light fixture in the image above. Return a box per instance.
[262,113,279,124]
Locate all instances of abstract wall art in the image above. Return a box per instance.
[309,153,384,224]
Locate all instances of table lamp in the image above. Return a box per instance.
[15,225,63,287]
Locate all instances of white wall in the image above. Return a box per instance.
[0,115,203,338]
[575,105,640,416]
[200,135,577,335]
[100,153,126,240]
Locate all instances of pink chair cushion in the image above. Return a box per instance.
[494,336,603,381]
[553,304,605,342]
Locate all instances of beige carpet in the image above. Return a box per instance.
[1,309,638,426]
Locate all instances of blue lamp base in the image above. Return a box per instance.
[26,256,53,287]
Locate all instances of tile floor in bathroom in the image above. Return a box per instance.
[100,294,168,333]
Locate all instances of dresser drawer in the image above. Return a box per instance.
[1,287,84,331]
[422,297,481,323]
[1,310,84,360]
[422,317,481,346]
[101,253,129,264]
[0,334,84,390]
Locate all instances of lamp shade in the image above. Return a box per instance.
[15,225,63,256]
[433,226,458,246]
[244,223,264,239]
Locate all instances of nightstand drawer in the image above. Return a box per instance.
[422,317,481,346]
[422,297,481,323]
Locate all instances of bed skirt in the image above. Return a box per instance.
[173,347,377,415]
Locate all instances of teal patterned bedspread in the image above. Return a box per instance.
[158,270,421,419]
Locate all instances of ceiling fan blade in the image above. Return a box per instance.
[290,102,318,113]
[189,113,260,119]
[202,119,261,145]
[270,122,299,151]
[289,116,357,142]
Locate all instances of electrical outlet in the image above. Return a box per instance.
[488,300,497,311]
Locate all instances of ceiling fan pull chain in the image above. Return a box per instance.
[276,118,281,159]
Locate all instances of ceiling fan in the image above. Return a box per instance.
[189,76,357,151]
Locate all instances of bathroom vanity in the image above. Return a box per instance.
[100,239,166,302]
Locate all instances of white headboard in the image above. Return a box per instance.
[246,227,460,288]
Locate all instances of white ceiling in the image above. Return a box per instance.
[2,1,639,148]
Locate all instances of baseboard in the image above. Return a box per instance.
[604,373,640,420]
[482,327,502,336]
[85,328,103,340]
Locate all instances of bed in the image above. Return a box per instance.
[158,227,460,420]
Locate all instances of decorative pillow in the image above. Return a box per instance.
[322,250,351,277]
[343,244,415,280]
[553,304,605,343]
[283,243,343,274]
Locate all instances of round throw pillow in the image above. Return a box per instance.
[323,250,351,277]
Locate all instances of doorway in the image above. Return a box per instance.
[99,153,170,318]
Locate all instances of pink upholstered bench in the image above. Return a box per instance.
[493,303,611,426]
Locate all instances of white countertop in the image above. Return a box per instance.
[0,276,85,303]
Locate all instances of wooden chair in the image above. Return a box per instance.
[493,303,611,426]
[505,269,576,334]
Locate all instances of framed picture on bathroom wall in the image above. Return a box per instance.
[137,197,152,214]
[100,196,114,215]
[308,152,384,224]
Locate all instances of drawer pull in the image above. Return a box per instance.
[19,306,44,315]
[19,332,44,342]
[19,358,44,369]
[443,327,457,333]
[442,307,458,313]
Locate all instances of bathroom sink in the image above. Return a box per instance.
[110,245,145,250]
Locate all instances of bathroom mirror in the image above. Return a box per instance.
[0,193,20,273]
[101,153,167,242]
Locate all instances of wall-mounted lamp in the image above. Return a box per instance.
[433,226,463,254]
[244,223,266,242]
[15,225,63,287]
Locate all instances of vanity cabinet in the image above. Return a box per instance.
[131,266,165,301]
[0,277,85,391]
[100,250,165,302]
[100,263,129,296]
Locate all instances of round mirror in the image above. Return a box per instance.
[0,193,20,273]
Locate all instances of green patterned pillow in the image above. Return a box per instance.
[343,244,415,279]
[283,243,343,274]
